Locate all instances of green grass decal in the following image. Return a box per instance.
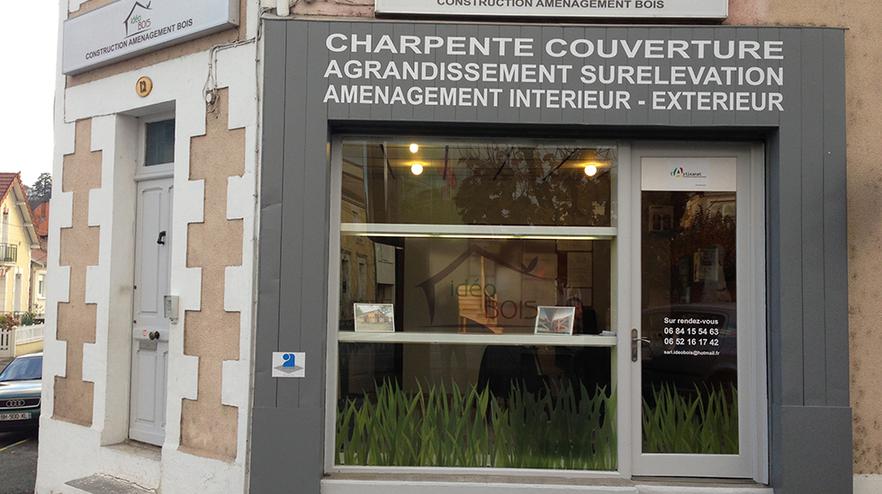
[641,383,738,455]
[336,380,617,470]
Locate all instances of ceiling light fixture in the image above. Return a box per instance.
[409,143,420,154]
[411,162,425,175]
[584,164,598,177]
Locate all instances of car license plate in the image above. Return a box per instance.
[0,412,32,421]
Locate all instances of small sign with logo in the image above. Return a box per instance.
[641,157,736,192]
[375,0,727,20]
[63,0,239,75]
[272,352,306,378]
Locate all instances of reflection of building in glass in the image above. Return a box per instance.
[680,192,736,229]
[339,165,397,328]
[644,191,736,308]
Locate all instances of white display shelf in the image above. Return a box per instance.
[337,331,618,347]
[340,223,617,239]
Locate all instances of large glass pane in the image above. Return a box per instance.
[342,140,615,226]
[145,119,175,166]
[336,137,618,471]
[336,343,615,469]
[640,191,738,454]
[338,235,612,335]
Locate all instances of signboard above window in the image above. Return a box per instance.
[62,0,239,75]
[374,0,728,19]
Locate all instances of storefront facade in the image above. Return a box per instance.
[37,1,879,493]
[250,19,849,494]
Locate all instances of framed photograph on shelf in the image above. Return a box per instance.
[534,306,576,335]
[353,303,395,333]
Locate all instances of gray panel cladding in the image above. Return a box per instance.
[252,18,849,494]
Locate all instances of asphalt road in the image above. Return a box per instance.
[0,429,38,494]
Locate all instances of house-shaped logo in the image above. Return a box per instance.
[416,244,542,323]
[124,1,153,38]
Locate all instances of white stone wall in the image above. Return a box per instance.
[36,1,262,492]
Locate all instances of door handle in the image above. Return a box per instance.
[148,331,161,341]
[631,328,651,362]
[157,231,167,245]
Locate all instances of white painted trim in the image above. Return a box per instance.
[324,138,345,472]
[338,331,617,347]
[627,145,642,480]
[341,223,618,239]
[614,142,633,479]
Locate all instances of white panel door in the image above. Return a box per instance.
[630,144,766,479]
[129,177,173,446]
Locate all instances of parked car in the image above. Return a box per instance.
[0,353,42,431]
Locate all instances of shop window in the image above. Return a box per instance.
[334,139,617,471]
[144,119,175,166]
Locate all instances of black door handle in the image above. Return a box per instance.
[157,231,167,245]
[149,331,160,341]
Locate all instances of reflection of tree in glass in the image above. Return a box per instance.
[643,193,737,305]
[644,193,736,303]
[677,205,736,303]
[452,146,613,226]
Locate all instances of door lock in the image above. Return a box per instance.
[631,328,651,362]
[148,331,161,341]
[157,231,167,245]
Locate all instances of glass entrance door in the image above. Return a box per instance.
[630,144,765,479]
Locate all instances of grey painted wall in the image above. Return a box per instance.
[252,19,850,494]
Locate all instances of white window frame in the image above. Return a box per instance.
[136,112,176,182]
[323,136,768,485]
[324,135,626,480]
